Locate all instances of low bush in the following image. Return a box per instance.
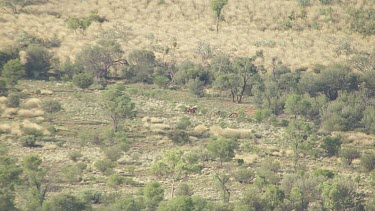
[19,135,38,147]
[168,130,190,145]
[233,168,255,184]
[103,146,123,161]
[321,136,342,157]
[68,151,83,162]
[6,92,21,108]
[94,159,116,175]
[340,148,360,165]
[73,73,94,89]
[42,99,62,113]
[176,117,191,130]
[361,152,375,172]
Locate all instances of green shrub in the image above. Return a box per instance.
[103,146,123,161]
[107,174,125,188]
[42,193,90,211]
[233,168,255,184]
[0,79,7,96]
[340,148,360,165]
[350,9,375,36]
[175,183,193,197]
[361,152,375,172]
[143,181,164,210]
[62,165,83,182]
[25,45,53,79]
[313,169,335,179]
[254,108,272,123]
[176,117,191,130]
[6,92,21,107]
[168,130,190,145]
[68,151,83,162]
[77,189,103,205]
[187,78,205,97]
[321,136,342,157]
[153,75,170,88]
[72,73,94,89]
[319,0,333,4]
[21,127,43,137]
[94,159,116,175]
[297,0,311,7]
[19,135,38,147]
[42,99,62,113]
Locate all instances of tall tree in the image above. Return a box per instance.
[210,0,229,33]
[76,39,125,80]
[102,84,136,132]
[151,149,202,199]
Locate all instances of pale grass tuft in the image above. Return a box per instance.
[194,124,208,135]
[346,132,374,146]
[2,108,18,117]
[22,119,43,131]
[0,96,7,105]
[209,125,223,137]
[40,90,53,95]
[150,124,171,132]
[17,109,45,117]
[22,98,42,109]
[221,128,253,139]
[10,123,22,136]
[150,117,163,123]
[0,124,11,133]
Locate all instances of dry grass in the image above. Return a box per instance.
[0,0,373,70]
[2,108,18,117]
[22,98,42,109]
[346,132,375,146]
[17,108,44,117]
[0,96,7,105]
[235,153,258,165]
[194,124,208,134]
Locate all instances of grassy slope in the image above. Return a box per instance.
[0,0,374,70]
[1,80,374,205]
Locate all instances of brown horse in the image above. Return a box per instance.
[185,107,197,114]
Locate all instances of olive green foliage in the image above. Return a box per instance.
[151,149,202,198]
[213,55,259,103]
[125,49,157,83]
[361,152,375,172]
[0,79,7,96]
[321,91,364,132]
[253,63,298,114]
[321,136,342,157]
[314,169,335,179]
[175,60,211,85]
[107,174,139,188]
[68,151,83,162]
[62,164,84,182]
[42,99,62,113]
[42,193,90,211]
[207,138,236,166]
[76,39,124,79]
[340,148,360,165]
[168,130,190,145]
[153,75,169,88]
[19,135,38,147]
[210,0,229,32]
[66,11,105,32]
[103,146,123,161]
[72,73,94,89]
[254,108,272,123]
[233,168,255,184]
[0,49,18,73]
[0,155,22,211]
[143,181,164,210]
[187,78,205,97]
[158,196,209,211]
[6,92,21,107]
[350,9,375,36]
[1,59,25,89]
[319,0,333,4]
[23,154,48,211]
[94,159,116,175]
[297,0,311,7]
[0,0,41,14]
[24,45,53,79]
[361,106,375,133]
[175,183,193,197]
[176,117,191,130]
[102,84,136,132]
[319,178,363,210]
[299,64,358,100]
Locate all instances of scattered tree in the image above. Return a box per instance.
[210,0,229,33]
[1,59,25,89]
[151,149,202,198]
[101,84,136,132]
[207,138,236,166]
[143,181,164,211]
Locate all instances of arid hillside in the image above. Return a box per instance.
[0,0,374,70]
